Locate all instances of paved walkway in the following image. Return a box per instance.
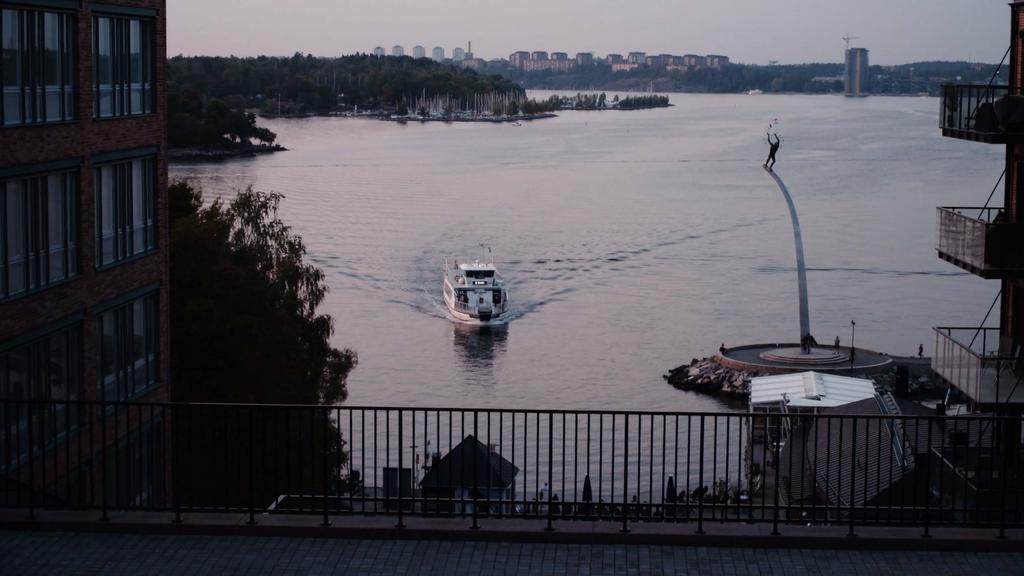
[2,531,1022,575]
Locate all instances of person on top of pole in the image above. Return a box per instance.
[765,132,781,171]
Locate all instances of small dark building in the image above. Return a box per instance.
[778,392,934,522]
[779,392,1005,523]
[419,435,517,514]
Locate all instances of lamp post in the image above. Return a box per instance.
[850,320,856,367]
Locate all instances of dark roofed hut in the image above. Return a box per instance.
[777,392,938,523]
[419,435,518,515]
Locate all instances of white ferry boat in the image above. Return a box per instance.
[443,252,509,324]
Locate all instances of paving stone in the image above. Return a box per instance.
[0,531,1023,575]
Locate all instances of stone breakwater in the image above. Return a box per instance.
[664,355,941,400]
[663,357,760,397]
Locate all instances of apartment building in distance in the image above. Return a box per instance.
[0,0,169,507]
[510,49,728,74]
[704,54,730,69]
[844,47,870,97]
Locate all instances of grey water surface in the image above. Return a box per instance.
[171,92,1002,412]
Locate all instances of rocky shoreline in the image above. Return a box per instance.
[664,355,943,400]
[663,357,759,397]
[169,145,286,162]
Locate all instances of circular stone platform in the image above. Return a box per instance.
[758,346,848,365]
[717,342,892,375]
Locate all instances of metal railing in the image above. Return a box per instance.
[1,400,1021,536]
[933,327,1024,406]
[936,207,1024,277]
[449,300,508,316]
[940,84,1010,138]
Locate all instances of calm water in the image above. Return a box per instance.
[171,93,1002,413]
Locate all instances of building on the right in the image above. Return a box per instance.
[933,2,1024,411]
[845,47,870,96]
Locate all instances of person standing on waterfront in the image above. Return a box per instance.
[765,133,781,170]
[834,336,840,349]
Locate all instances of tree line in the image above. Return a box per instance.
[491,60,999,95]
[168,53,523,115]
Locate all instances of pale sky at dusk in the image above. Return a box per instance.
[169,0,1006,65]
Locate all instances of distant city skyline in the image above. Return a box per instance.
[169,0,1004,65]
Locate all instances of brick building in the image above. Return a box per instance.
[0,0,169,506]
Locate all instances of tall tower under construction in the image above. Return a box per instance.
[845,47,870,97]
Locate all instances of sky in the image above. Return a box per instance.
[169,0,1006,65]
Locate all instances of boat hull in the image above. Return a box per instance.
[443,290,508,325]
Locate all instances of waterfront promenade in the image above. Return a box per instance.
[2,530,1022,575]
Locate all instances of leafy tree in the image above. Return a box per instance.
[168,181,356,404]
[168,89,279,150]
[168,181,357,508]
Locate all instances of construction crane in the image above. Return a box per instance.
[842,34,860,52]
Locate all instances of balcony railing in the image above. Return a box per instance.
[940,84,1012,143]
[1,400,1022,535]
[933,327,1024,406]
[936,207,1024,278]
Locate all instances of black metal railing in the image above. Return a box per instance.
[1,400,1021,536]
[936,207,1024,278]
[940,84,1010,139]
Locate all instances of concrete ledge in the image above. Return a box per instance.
[717,344,893,375]
[1,509,1021,552]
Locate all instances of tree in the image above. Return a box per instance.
[168,181,356,404]
[168,181,357,508]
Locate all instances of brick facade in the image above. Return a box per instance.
[0,0,169,404]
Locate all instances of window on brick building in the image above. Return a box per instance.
[0,170,78,300]
[0,321,81,463]
[0,6,76,126]
[98,291,158,402]
[92,14,153,119]
[95,157,156,267]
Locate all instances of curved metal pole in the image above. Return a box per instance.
[764,166,810,345]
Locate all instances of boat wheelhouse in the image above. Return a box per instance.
[443,256,509,324]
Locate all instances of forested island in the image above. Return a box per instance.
[169,92,284,160]
[168,53,532,154]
